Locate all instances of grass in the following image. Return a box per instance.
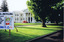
[0,23,63,42]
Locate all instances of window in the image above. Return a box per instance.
[15,14,16,16]
[26,13,28,14]
[15,14,19,16]
[21,14,22,16]
[26,13,28,16]
[17,18,18,20]
[23,18,24,20]
[21,18,22,20]
[29,13,30,14]
[17,14,19,16]
[15,18,16,20]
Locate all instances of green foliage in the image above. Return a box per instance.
[51,1,64,10]
[26,0,41,21]
[50,1,63,23]
[45,16,50,21]
[26,0,61,19]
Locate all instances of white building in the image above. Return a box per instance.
[13,9,36,23]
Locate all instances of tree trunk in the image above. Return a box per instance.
[42,19,47,27]
[56,21,58,25]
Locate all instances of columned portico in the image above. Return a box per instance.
[26,13,32,23]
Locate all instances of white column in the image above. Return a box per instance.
[16,16,17,23]
[27,14,28,22]
[32,14,34,23]
[19,14,20,23]
[30,13,31,23]
[19,14,21,23]
[24,13,26,21]
[26,14,27,21]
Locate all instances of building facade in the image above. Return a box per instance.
[13,9,36,23]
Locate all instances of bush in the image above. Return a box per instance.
[22,21,28,23]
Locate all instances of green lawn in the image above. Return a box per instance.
[14,23,42,26]
[0,23,63,42]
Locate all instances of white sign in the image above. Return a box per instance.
[0,12,14,29]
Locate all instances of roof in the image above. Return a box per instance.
[23,9,30,13]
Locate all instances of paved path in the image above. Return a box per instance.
[15,25,39,27]
[27,30,63,42]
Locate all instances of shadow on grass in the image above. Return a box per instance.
[0,30,39,42]
[47,27,63,29]
[47,24,63,26]
[18,27,60,31]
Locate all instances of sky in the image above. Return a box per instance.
[0,0,28,12]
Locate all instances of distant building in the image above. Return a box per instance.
[13,9,36,23]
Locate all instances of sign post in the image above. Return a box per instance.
[9,29,11,36]
[14,26,18,32]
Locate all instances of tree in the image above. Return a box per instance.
[1,0,8,12]
[50,1,63,24]
[26,0,61,27]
